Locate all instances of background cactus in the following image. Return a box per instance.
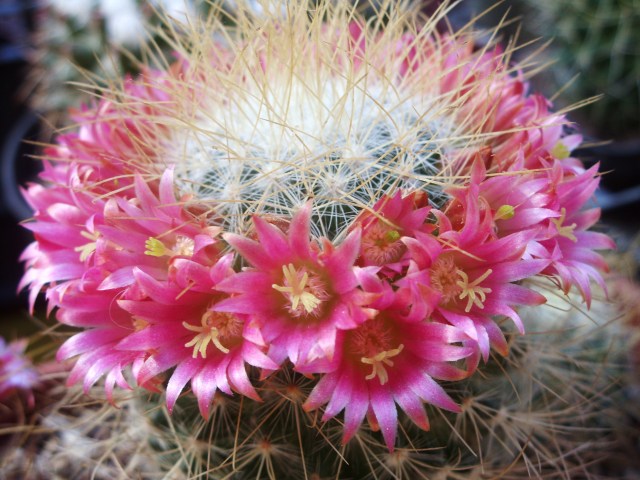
[519,0,640,140]
[26,0,222,129]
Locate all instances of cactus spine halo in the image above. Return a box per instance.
[156,1,463,238]
[19,0,615,468]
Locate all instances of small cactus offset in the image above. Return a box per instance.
[7,0,630,478]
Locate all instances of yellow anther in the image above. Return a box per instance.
[550,208,578,242]
[145,237,169,257]
[456,268,493,312]
[272,263,322,314]
[183,311,231,359]
[551,141,570,160]
[495,204,515,221]
[384,230,401,242]
[361,344,404,385]
[145,235,195,258]
[74,230,100,262]
[132,317,149,331]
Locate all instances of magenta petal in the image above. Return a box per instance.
[137,348,186,385]
[192,363,220,418]
[98,267,135,290]
[166,358,202,413]
[304,372,339,411]
[253,215,291,260]
[158,168,178,207]
[132,268,184,304]
[215,271,271,296]
[213,355,234,396]
[210,253,235,284]
[104,368,131,403]
[133,174,161,215]
[116,323,185,351]
[324,371,356,419]
[488,259,549,283]
[393,386,429,431]
[228,357,260,401]
[242,342,278,370]
[83,352,135,393]
[342,384,368,443]
[57,329,126,360]
[214,291,272,315]
[369,383,397,451]
[410,374,459,412]
[289,203,312,260]
[437,310,478,342]
[223,233,275,269]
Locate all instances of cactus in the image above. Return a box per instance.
[521,0,640,139]
[9,1,630,478]
[26,0,220,128]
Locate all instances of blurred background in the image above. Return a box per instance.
[1,0,639,333]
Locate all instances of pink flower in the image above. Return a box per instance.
[0,338,39,406]
[352,190,433,273]
[531,163,616,305]
[32,169,223,399]
[116,254,277,417]
[400,175,549,360]
[20,162,107,310]
[217,204,375,367]
[47,69,176,186]
[51,272,147,401]
[302,277,473,451]
[447,158,614,307]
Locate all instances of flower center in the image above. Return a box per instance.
[145,235,195,258]
[183,310,243,358]
[550,207,577,242]
[456,268,492,312]
[272,263,329,318]
[551,141,570,159]
[430,257,492,312]
[360,345,405,385]
[429,256,462,303]
[360,221,405,265]
[348,317,404,385]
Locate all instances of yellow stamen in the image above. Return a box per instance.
[272,263,322,314]
[384,230,401,242]
[132,317,149,331]
[74,230,100,262]
[145,237,169,257]
[551,141,570,160]
[495,204,515,221]
[145,235,196,258]
[456,269,493,312]
[550,208,578,242]
[183,311,230,359]
[361,344,404,385]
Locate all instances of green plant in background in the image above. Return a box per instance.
[26,0,226,129]
[522,0,640,140]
